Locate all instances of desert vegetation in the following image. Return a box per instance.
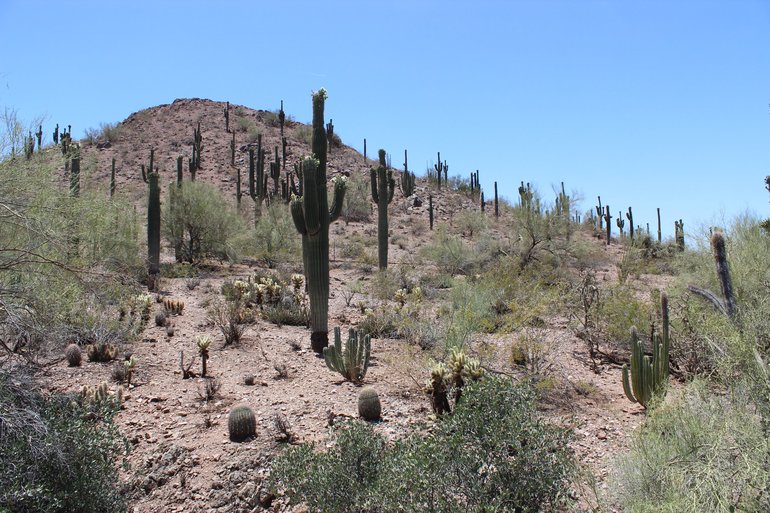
[0,94,768,513]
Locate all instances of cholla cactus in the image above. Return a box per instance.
[425,362,451,416]
[394,288,408,309]
[233,280,249,299]
[411,286,423,302]
[291,273,304,292]
[124,356,137,387]
[197,336,212,377]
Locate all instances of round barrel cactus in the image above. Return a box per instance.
[65,343,82,367]
[228,405,257,442]
[358,387,381,421]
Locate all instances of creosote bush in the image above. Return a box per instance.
[270,377,576,512]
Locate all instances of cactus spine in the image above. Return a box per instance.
[323,327,371,383]
[290,89,347,353]
[147,170,161,291]
[371,149,395,270]
[622,293,670,408]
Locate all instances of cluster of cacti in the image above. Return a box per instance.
[519,181,534,210]
[371,149,395,270]
[163,298,185,315]
[197,336,211,377]
[688,231,736,320]
[228,405,257,442]
[399,149,415,197]
[469,170,480,194]
[290,89,347,353]
[674,219,685,251]
[86,342,119,362]
[622,293,670,408]
[248,136,269,217]
[323,327,371,383]
[358,387,382,421]
[59,125,72,155]
[190,121,203,178]
[65,343,82,367]
[82,381,123,406]
[555,182,570,218]
[424,347,484,416]
[147,165,161,291]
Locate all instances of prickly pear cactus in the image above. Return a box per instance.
[358,387,382,421]
[228,405,257,442]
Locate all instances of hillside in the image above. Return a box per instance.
[6,97,767,513]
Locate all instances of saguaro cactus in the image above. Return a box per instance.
[434,152,445,189]
[674,219,685,251]
[147,170,161,291]
[371,149,395,270]
[596,196,603,230]
[429,194,434,230]
[494,181,499,218]
[626,207,634,242]
[657,207,662,243]
[290,89,347,353]
[70,155,80,197]
[399,149,415,197]
[622,293,670,408]
[110,158,116,198]
[603,205,612,245]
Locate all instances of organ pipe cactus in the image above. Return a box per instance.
[371,149,395,269]
[622,293,670,409]
[290,89,347,353]
[322,327,371,383]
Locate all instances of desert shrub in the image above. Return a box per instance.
[84,122,121,144]
[0,367,128,513]
[613,381,769,513]
[0,156,140,361]
[421,225,482,275]
[294,124,312,145]
[357,305,401,339]
[453,210,488,238]
[271,377,576,513]
[341,171,371,223]
[251,202,302,267]
[262,296,309,327]
[208,297,247,346]
[164,181,245,264]
[595,285,652,352]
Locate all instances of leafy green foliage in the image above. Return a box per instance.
[0,368,128,513]
[251,202,302,267]
[164,181,245,264]
[270,377,576,513]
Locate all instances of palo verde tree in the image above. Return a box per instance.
[290,89,347,353]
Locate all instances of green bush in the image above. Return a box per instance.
[613,381,769,513]
[341,171,371,224]
[270,377,576,513]
[251,202,302,268]
[0,368,128,513]
[164,181,245,264]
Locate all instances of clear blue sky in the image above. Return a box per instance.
[1,0,768,238]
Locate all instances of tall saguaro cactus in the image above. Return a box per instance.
[371,149,395,269]
[147,171,161,292]
[290,89,347,353]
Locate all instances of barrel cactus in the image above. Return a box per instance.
[65,343,82,367]
[228,405,257,442]
[358,387,382,421]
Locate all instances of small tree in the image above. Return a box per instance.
[164,181,244,264]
